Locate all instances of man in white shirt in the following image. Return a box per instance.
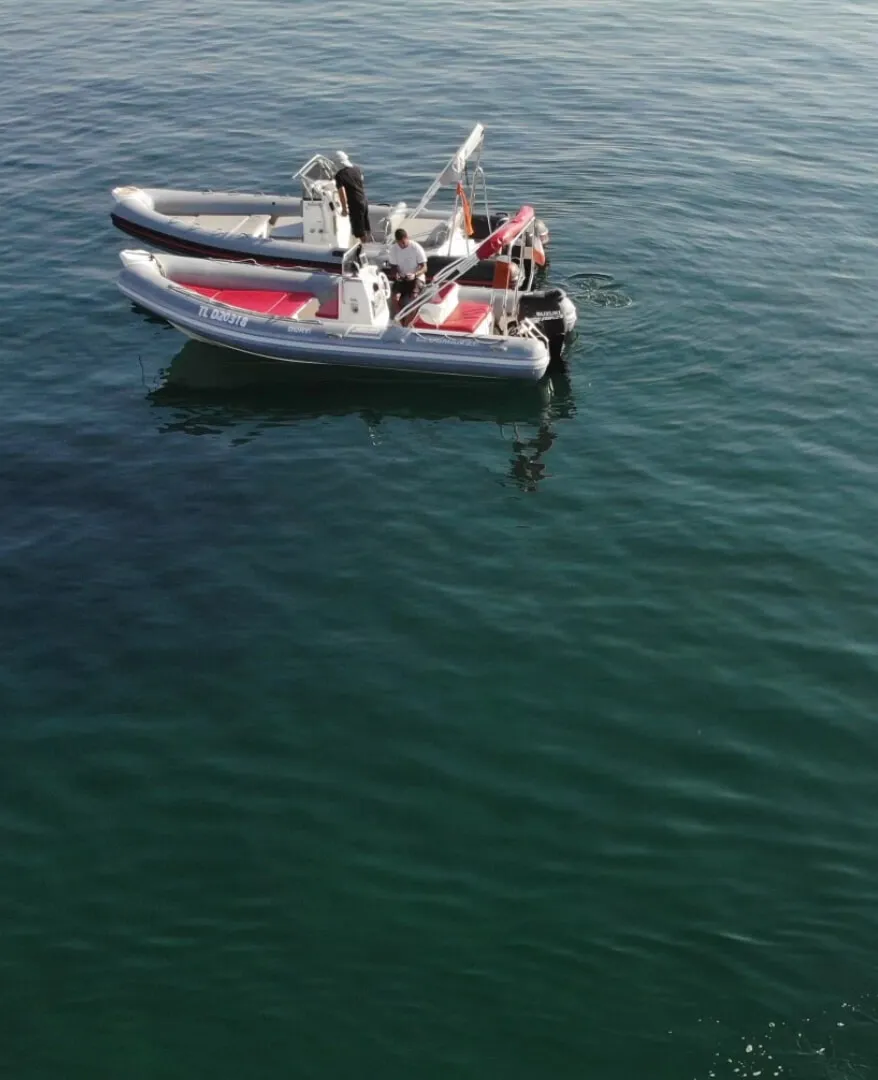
[387,228,427,320]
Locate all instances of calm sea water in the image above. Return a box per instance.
[2,1,878,1076]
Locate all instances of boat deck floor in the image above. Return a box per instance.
[179,282,331,319]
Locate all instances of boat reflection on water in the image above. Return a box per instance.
[507,415,563,493]
[147,341,576,490]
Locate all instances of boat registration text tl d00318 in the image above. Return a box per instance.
[198,304,249,327]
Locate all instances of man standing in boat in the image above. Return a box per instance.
[388,228,427,322]
[334,151,372,244]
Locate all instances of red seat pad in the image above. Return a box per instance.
[210,288,314,316]
[266,292,316,318]
[175,283,315,316]
[414,301,492,333]
[178,281,220,298]
[433,282,458,302]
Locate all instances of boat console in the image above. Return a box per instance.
[301,179,351,249]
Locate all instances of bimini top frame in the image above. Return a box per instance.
[395,205,540,327]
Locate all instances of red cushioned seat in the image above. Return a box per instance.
[210,288,287,313]
[414,301,492,334]
[178,281,220,299]
[266,291,316,318]
[210,288,314,317]
[441,302,493,333]
[175,283,315,317]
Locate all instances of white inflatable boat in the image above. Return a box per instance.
[117,207,576,382]
[110,125,548,287]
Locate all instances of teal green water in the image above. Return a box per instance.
[3,1,878,1075]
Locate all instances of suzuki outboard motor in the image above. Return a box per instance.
[517,286,577,360]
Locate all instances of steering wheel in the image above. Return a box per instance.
[378,272,392,300]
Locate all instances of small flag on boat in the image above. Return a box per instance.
[456,182,474,237]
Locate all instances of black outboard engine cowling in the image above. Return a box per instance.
[517,287,576,360]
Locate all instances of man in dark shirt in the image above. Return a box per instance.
[334,151,372,243]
